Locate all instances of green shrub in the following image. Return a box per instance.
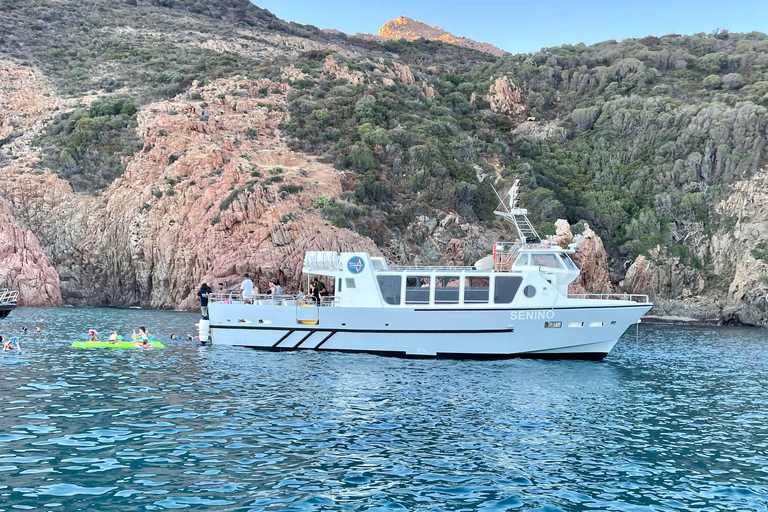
[312,195,329,209]
[219,187,244,210]
[279,184,303,194]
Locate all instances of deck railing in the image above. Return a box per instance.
[0,289,19,304]
[208,292,339,307]
[387,265,476,271]
[566,293,650,303]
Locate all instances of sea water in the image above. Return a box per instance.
[1,307,767,511]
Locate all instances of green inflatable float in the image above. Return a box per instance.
[72,340,165,349]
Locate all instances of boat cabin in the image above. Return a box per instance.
[302,246,580,309]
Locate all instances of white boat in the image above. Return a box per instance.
[201,183,651,359]
[0,289,19,319]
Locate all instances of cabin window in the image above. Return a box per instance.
[513,254,529,267]
[345,278,356,289]
[377,275,402,305]
[531,254,563,269]
[337,278,342,292]
[405,276,431,305]
[494,276,523,304]
[523,285,536,298]
[589,321,604,327]
[560,254,578,271]
[568,322,584,328]
[434,276,460,304]
[464,277,489,304]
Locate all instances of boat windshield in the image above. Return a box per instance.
[530,254,562,269]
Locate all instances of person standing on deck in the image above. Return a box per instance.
[241,273,255,304]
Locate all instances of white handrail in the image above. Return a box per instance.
[209,292,339,307]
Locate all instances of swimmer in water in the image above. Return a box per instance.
[2,336,20,351]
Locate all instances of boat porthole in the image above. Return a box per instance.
[523,285,536,298]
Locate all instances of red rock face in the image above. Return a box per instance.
[0,67,379,310]
[486,77,525,116]
[0,199,63,307]
[379,16,507,57]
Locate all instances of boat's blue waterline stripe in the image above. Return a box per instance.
[229,344,608,361]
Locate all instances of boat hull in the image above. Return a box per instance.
[207,303,650,360]
[0,305,16,319]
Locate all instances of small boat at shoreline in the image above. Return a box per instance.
[0,289,19,319]
[199,183,652,360]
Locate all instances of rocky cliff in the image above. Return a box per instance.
[621,167,768,326]
[379,16,507,57]
[0,59,379,308]
[0,198,63,307]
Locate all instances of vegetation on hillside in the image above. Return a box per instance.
[281,31,768,276]
[33,98,142,193]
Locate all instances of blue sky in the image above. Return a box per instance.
[252,0,767,54]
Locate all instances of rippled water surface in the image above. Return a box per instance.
[1,307,767,511]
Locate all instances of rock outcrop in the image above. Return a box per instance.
[551,220,614,294]
[323,54,365,84]
[379,16,507,57]
[486,76,525,116]
[0,199,63,307]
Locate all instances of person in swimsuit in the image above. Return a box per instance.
[2,336,20,351]
[133,326,150,347]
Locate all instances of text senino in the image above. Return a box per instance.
[509,310,555,321]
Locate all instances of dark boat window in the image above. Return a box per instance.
[434,276,460,304]
[464,277,489,304]
[494,276,523,304]
[560,254,578,271]
[377,275,402,305]
[405,276,431,305]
